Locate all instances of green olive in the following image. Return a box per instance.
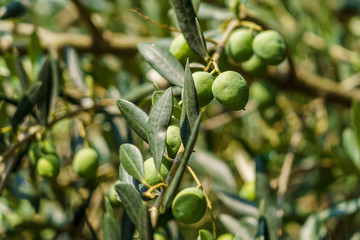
[192,71,214,108]
[197,229,214,240]
[172,187,207,224]
[36,154,60,179]
[238,181,256,201]
[107,181,122,207]
[218,233,234,240]
[212,71,249,111]
[166,125,181,158]
[144,157,172,186]
[252,30,286,65]
[154,232,168,240]
[250,79,276,108]
[226,29,254,62]
[241,54,267,75]
[73,148,99,179]
[169,34,198,64]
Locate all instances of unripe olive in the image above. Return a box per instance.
[28,139,57,166]
[169,34,198,64]
[239,181,256,201]
[172,187,207,224]
[166,125,181,158]
[192,71,214,108]
[241,54,267,75]
[107,181,122,207]
[154,233,168,240]
[212,71,249,111]
[252,30,286,65]
[36,154,60,179]
[226,29,254,62]
[73,148,99,179]
[218,233,234,240]
[144,157,172,186]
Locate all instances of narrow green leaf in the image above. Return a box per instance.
[121,211,136,240]
[152,91,182,120]
[70,119,85,153]
[180,60,199,145]
[12,82,42,131]
[37,58,52,126]
[172,0,208,60]
[115,182,144,230]
[162,112,202,208]
[0,1,27,19]
[219,214,256,240]
[216,190,258,218]
[29,30,42,66]
[255,157,273,200]
[102,213,121,240]
[0,101,6,128]
[66,47,86,91]
[49,56,60,115]
[104,197,115,217]
[351,100,360,147]
[146,88,173,173]
[13,50,29,92]
[299,215,325,240]
[117,99,149,142]
[198,229,214,240]
[342,128,360,170]
[141,207,154,240]
[255,216,270,240]
[119,143,144,182]
[138,42,184,87]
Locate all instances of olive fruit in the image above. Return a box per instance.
[252,30,286,65]
[241,54,267,75]
[73,148,99,179]
[166,125,181,158]
[154,233,168,240]
[169,34,198,64]
[28,139,57,165]
[107,181,122,207]
[238,181,256,201]
[197,229,214,240]
[226,29,254,62]
[212,71,249,111]
[218,233,234,240]
[172,187,207,224]
[192,71,214,107]
[36,154,60,179]
[144,157,172,186]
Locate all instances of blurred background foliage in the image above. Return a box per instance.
[0,0,360,239]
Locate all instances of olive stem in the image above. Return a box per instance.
[186,165,217,239]
[143,182,167,199]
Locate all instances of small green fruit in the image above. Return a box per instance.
[73,148,99,179]
[197,229,214,240]
[226,29,254,62]
[166,125,181,158]
[144,157,172,186]
[36,154,60,179]
[218,233,234,240]
[169,34,198,64]
[241,54,267,75]
[192,71,214,107]
[172,187,207,224]
[253,30,286,65]
[107,181,122,207]
[28,139,57,166]
[212,71,249,111]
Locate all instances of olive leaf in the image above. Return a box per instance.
[216,190,258,218]
[138,42,184,87]
[255,216,270,240]
[342,127,360,171]
[29,30,42,66]
[162,112,202,208]
[115,182,144,231]
[152,90,182,120]
[219,214,256,240]
[11,82,42,132]
[66,47,87,91]
[13,50,29,92]
[198,229,213,240]
[117,99,149,142]
[146,88,173,173]
[121,211,136,240]
[0,1,27,19]
[180,59,199,146]
[102,198,121,240]
[351,100,360,147]
[37,58,53,126]
[171,0,209,60]
[119,144,145,183]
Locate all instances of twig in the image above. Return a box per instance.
[276,130,302,237]
[129,8,180,33]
